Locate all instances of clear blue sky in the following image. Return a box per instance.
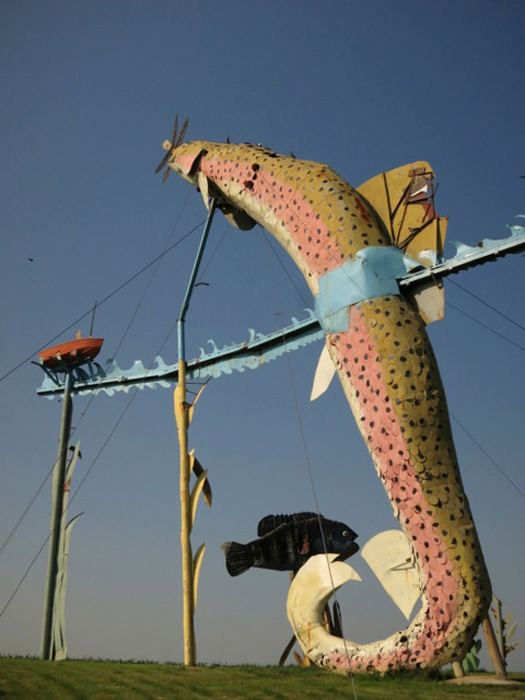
[1,0,524,672]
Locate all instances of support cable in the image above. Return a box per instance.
[282,343,358,692]
[0,469,53,558]
[0,387,139,621]
[0,204,199,560]
[261,212,524,505]
[263,242,358,697]
[450,412,525,500]
[0,215,206,385]
[196,221,229,285]
[111,188,192,360]
[446,302,525,353]
[261,230,309,308]
[259,194,523,681]
[281,338,358,697]
[257,169,524,352]
[0,533,50,620]
[0,294,200,619]
[448,278,525,333]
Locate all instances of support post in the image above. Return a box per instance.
[41,372,73,660]
[452,661,465,678]
[175,361,195,665]
[175,198,216,666]
[492,596,507,669]
[482,614,508,680]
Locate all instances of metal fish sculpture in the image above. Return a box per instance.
[160,127,492,673]
[222,514,359,577]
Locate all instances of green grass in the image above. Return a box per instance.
[0,658,523,699]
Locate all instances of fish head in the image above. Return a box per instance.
[163,140,209,186]
[163,139,258,230]
[324,520,359,560]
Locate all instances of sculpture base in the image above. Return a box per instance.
[446,674,522,686]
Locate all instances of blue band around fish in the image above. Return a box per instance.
[314,246,418,333]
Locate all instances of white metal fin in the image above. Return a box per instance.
[406,279,445,325]
[197,171,210,210]
[361,530,420,620]
[288,554,361,628]
[310,343,336,401]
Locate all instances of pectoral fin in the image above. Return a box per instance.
[405,278,445,325]
[198,171,210,211]
[310,343,336,401]
[219,204,257,230]
[361,530,420,620]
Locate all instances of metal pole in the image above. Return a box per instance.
[175,362,195,665]
[493,596,507,669]
[175,198,216,666]
[482,614,508,679]
[41,372,73,660]
[178,198,217,360]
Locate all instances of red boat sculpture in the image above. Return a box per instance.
[39,333,104,368]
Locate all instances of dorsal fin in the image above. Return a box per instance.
[357,161,448,267]
[257,512,323,537]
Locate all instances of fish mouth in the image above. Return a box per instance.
[334,541,360,562]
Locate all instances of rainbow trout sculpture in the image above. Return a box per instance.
[158,121,491,673]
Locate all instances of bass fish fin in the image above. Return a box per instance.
[221,541,252,577]
[361,530,420,620]
[357,162,448,267]
[310,343,336,401]
[257,512,322,537]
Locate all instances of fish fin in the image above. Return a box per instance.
[357,162,447,265]
[180,147,208,178]
[288,554,362,612]
[404,278,445,325]
[257,512,323,537]
[361,530,420,620]
[257,515,279,537]
[222,541,252,577]
[197,171,210,211]
[310,343,336,401]
[332,600,343,637]
[219,204,257,230]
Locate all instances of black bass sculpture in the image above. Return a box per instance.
[222,512,359,577]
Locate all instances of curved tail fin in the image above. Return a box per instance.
[221,541,253,577]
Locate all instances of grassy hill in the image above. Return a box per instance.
[0,658,524,699]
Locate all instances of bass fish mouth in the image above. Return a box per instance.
[334,541,360,562]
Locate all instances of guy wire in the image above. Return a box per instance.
[0,208,209,618]
[0,203,198,557]
[0,211,206,384]
[263,236,358,697]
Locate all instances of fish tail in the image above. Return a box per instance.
[221,541,253,577]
